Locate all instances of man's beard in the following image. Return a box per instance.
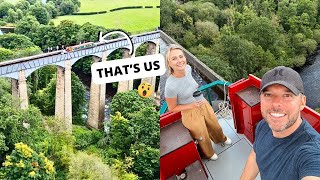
[264,109,299,132]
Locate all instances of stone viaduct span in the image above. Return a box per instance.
[0,31,160,131]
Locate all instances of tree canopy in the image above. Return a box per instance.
[161,0,320,82]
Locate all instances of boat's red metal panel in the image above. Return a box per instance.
[160,114,207,179]
[160,111,182,128]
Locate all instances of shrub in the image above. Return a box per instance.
[0,48,13,62]
[1,142,55,180]
[111,158,138,180]
[43,117,75,160]
[40,117,75,179]
[129,107,159,148]
[104,112,134,158]
[110,90,154,119]
[72,125,103,149]
[130,143,159,180]
[0,77,11,94]
[0,105,48,164]
[67,152,118,180]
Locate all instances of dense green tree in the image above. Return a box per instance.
[291,54,307,67]
[240,17,279,51]
[16,8,23,20]
[209,0,231,9]
[12,46,42,59]
[130,143,159,180]
[104,92,159,180]
[5,8,18,23]
[15,15,40,38]
[222,8,237,32]
[135,43,148,57]
[174,8,193,28]
[110,90,154,119]
[72,56,94,75]
[0,101,48,165]
[197,54,236,81]
[163,22,185,40]
[129,107,159,147]
[105,112,134,157]
[219,34,275,79]
[45,1,58,18]
[291,33,317,55]
[312,29,320,43]
[240,5,258,25]
[256,0,275,17]
[183,2,218,23]
[56,20,80,46]
[160,0,176,28]
[195,20,220,46]
[15,0,30,14]
[77,22,106,43]
[277,0,297,31]
[59,0,76,15]
[302,38,317,55]
[28,5,50,24]
[32,24,59,50]
[0,33,36,50]
[182,30,197,48]
[296,0,317,27]
[0,2,15,18]
[0,48,13,62]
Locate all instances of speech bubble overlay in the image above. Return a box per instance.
[91,54,166,84]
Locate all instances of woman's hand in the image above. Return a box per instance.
[166,98,206,112]
[193,100,205,108]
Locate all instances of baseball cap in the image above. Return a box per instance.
[260,66,304,96]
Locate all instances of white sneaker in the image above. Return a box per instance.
[210,153,218,160]
[224,137,232,145]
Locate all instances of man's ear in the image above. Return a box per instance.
[299,94,306,111]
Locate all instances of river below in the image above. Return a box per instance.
[299,51,320,109]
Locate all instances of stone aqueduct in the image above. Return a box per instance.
[0,31,160,131]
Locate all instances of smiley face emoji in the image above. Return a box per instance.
[138,82,153,98]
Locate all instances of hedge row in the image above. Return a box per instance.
[71,6,159,15]
[110,6,143,12]
[72,11,107,15]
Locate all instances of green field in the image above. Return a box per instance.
[79,0,159,12]
[53,8,159,33]
[53,0,160,33]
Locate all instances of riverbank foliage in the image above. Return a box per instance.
[161,0,320,82]
[0,78,159,179]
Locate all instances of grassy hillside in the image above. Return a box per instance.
[53,0,160,33]
[53,8,159,33]
[79,0,159,12]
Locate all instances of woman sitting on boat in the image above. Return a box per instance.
[164,44,232,160]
